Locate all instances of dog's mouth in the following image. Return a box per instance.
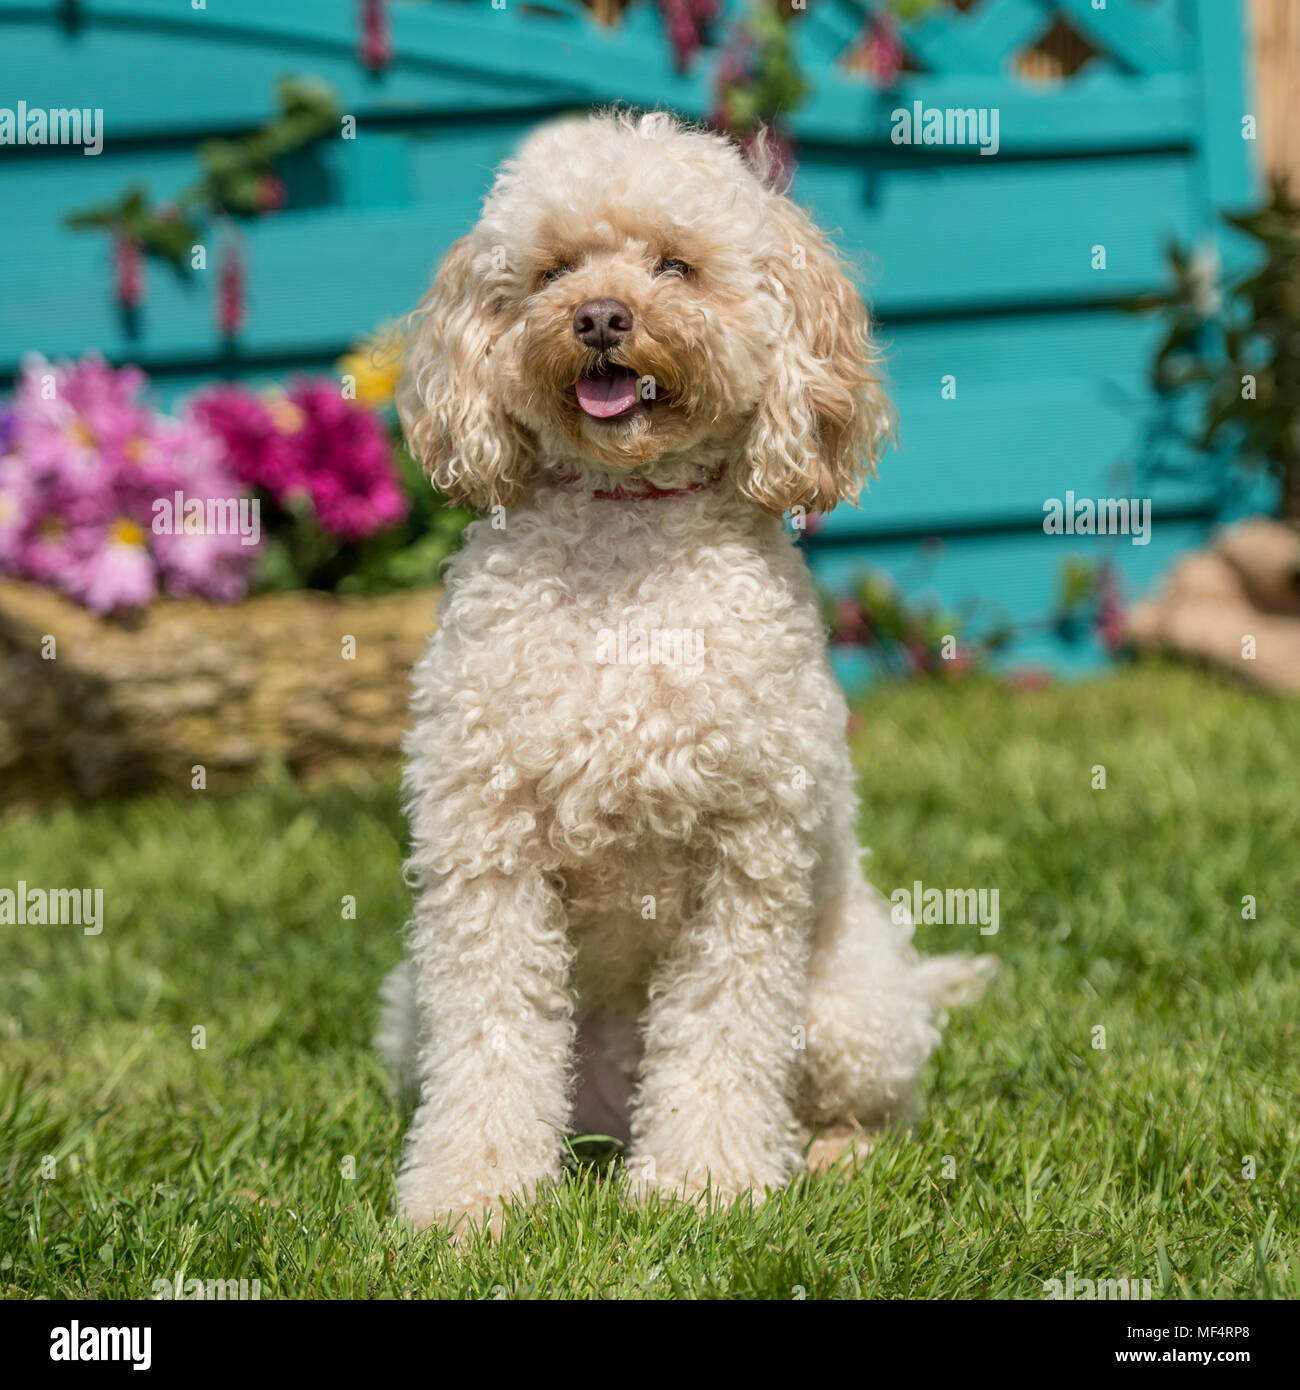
[574,366,641,421]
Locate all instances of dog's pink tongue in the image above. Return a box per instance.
[575,370,639,419]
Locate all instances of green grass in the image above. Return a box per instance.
[1,664,1296,1299]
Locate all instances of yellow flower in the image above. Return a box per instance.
[337,326,402,408]
[111,519,146,547]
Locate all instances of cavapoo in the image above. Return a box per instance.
[379,109,994,1236]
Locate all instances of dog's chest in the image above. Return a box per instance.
[428,493,833,852]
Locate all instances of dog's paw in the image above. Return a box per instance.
[622,1155,775,1208]
[801,1121,875,1175]
[398,1194,505,1242]
[395,1167,522,1242]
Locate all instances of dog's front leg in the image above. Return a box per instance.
[397,864,573,1238]
[628,838,810,1204]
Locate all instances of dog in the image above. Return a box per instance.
[378,110,994,1236]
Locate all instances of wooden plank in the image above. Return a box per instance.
[15,0,708,118]
[1190,0,1259,213]
[797,149,1199,313]
[818,379,1263,537]
[0,146,1203,372]
[795,0,863,68]
[1054,0,1186,75]
[1251,0,1300,188]
[909,0,1060,77]
[901,2,1020,77]
[0,204,463,368]
[794,72,1198,150]
[0,2,1198,151]
[0,19,577,137]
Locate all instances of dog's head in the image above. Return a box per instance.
[398,110,894,514]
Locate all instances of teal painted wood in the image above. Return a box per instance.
[0,0,1264,680]
[0,148,1209,363]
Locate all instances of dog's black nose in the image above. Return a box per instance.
[573,298,633,350]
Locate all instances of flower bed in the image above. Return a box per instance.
[0,340,470,809]
[0,345,469,615]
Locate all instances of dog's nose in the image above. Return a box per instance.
[573,298,634,350]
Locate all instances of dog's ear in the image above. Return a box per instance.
[738,192,895,517]
[397,236,534,509]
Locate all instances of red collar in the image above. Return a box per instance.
[556,462,728,501]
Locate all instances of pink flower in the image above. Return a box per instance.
[661,0,717,73]
[282,380,408,541]
[114,232,146,309]
[1008,665,1052,692]
[13,352,154,489]
[188,384,299,495]
[16,511,82,585]
[832,596,867,644]
[153,521,256,602]
[65,517,157,613]
[1094,567,1126,653]
[256,174,287,214]
[0,431,33,572]
[5,354,260,611]
[150,420,260,602]
[189,379,407,541]
[860,15,905,87]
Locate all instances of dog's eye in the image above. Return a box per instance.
[540,263,573,285]
[655,257,693,279]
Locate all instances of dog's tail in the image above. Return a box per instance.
[912,951,1000,1012]
[375,959,421,1102]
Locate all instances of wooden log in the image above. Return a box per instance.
[0,580,440,810]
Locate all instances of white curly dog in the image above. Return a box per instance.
[379,110,993,1236]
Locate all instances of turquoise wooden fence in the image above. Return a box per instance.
[0,0,1269,676]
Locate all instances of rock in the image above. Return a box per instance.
[1125,517,1300,693]
[0,580,441,811]
[1214,517,1300,617]
[1163,552,1249,604]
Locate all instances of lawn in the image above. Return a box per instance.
[1,664,1296,1300]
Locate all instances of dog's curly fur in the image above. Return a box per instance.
[379,110,994,1236]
